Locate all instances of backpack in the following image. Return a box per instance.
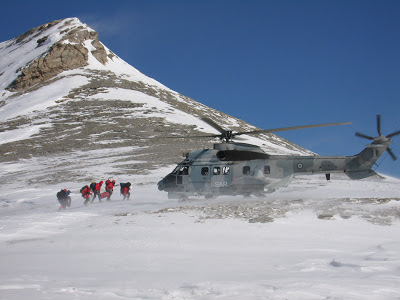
[120,183,126,194]
[120,182,131,193]
[80,186,87,193]
[57,189,66,200]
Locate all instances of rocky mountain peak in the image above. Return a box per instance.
[5,18,109,91]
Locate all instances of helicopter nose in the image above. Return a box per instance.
[158,174,179,191]
[157,179,164,191]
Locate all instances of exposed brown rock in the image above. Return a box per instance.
[91,38,108,64]
[7,22,109,91]
[9,43,89,90]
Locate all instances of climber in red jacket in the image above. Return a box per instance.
[120,182,131,200]
[91,181,103,203]
[105,179,116,201]
[80,185,92,206]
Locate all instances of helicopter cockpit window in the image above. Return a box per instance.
[213,167,221,175]
[222,166,230,175]
[201,167,209,176]
[243,166,251,175]
[264,166,270,174]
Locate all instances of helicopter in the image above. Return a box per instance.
[157,115,399,199]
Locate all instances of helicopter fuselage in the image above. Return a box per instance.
[157,140,390,199]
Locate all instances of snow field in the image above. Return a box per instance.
[0,174,399,299]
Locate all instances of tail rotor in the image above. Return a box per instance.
[386,147,397,161]
[377,114,382,136]
[355,114,399,161]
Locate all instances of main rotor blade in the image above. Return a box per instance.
[201,118,228,134]
[387,147,397,161]
[377,114,382,136]
[355,132,375,140]
[387,130,400,139]
[163,134,220,139]
[233,121,352,137]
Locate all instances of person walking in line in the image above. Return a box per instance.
[57,189,71,209]
[120,182,131,200]
[80,185,92,206]
[92,181,103,202]
[89,182,96,202]
[105,179,116,201]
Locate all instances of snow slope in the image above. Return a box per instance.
[0,171,399,300]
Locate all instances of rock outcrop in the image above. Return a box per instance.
[7,20,109,91]
[8,43,89,90]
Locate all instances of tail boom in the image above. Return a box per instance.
[286,140,391,180]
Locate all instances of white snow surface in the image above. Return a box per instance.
[0,170,400,300]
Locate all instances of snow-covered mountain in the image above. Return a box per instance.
[0,17,310,187]
[1,18,400,300]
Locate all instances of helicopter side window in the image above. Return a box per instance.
[178,166,189,175]
[264,166,270,174]
[213,167,221,175]
[201,167,209,176]
[243,166,251,175]
[222,166,230,175]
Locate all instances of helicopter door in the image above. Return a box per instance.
[176,166,189,185]
[190,165,211,192]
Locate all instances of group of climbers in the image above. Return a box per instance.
[82,179,132,205]
[57,179,131,209]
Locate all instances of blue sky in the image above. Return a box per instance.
[1,0,399,177]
